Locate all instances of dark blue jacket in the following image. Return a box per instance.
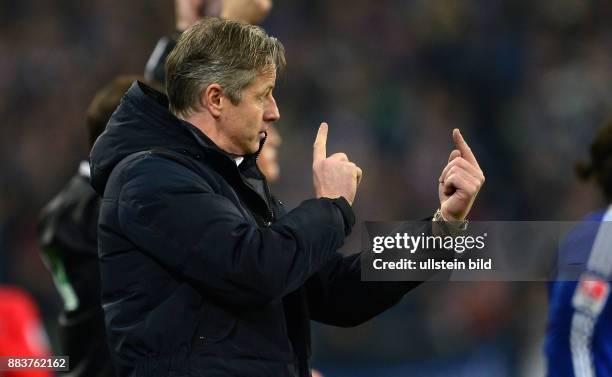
[90,82,419,377]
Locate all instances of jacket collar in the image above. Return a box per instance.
[90,80,266,197]
[136,81,263,171]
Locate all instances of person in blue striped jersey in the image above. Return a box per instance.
[546,121,612,377]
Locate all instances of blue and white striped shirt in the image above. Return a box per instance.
[546,206,612,377]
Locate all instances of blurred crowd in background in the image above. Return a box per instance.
[2,0,612,376]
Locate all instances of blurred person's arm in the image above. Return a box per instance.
[145,0,272,84]
[221,0,272,24]
[144,0,212,83]
[175,0,221,31]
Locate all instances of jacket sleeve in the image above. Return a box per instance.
[305,253,422,327]
[305,221,436,327]
[115,154,353,308]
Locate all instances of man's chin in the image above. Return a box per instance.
[242,142,261,156]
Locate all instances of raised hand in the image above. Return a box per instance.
[220,0,273,24]
[175,0,220,31]
[312,123,362,205]
[438,129,485,221]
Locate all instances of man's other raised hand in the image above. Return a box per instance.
[438,129,485,221]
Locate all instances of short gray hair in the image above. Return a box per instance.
[165,17,286,117]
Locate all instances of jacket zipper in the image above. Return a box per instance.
[262,179,275,226]
[255,133,275,226]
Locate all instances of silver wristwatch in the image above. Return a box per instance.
[432,208,469,235]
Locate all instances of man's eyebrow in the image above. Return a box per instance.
[261,85,274,94]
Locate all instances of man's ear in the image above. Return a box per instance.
[201,84,223,118]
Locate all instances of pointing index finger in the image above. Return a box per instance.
[453,128,479,168]
[313,122,328,164]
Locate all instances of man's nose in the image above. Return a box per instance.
[264,96,280,122]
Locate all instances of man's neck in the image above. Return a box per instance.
[181,112,238,155]
[180,112,246,162]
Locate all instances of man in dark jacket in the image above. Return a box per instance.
[38,76,152,377]
[90,18,484,377]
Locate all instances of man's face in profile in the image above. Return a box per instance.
[220,66,280,155]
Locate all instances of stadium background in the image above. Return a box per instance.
[1,0,611,376]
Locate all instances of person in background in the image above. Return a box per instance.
[145,0,272,84]
[37,76,157,377]
[546,120,612,376]
[257,123,282,182]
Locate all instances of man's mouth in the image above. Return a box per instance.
[259,130,268,140]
